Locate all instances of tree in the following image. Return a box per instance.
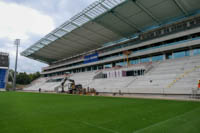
[19,72,31,84]
[8,69,41,85]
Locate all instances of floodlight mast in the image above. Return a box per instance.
[13,39,20,90]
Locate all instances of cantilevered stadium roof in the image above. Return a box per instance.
[21,0,200,64]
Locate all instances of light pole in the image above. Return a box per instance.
[13,39,20,90]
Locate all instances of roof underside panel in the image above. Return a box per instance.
[96,12,139,37]
[144,0,183,21]
[111,1,156,31]
[32,20,123,62]
[22,0,200,64]
[83,22,122,40]
[180,0,200,12]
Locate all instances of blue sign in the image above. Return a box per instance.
[84,53,99,64]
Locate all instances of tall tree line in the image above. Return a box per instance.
[9,70,40,85]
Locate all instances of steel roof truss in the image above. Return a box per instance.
[83,26,112,41]
[96,19,127,37]
[55,39,87,52]
[173,0,188,16]
[111,11,141,32]
[132,0,160,24]
[54,30,67,37]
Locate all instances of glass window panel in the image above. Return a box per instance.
[185,50,190,56]
[140,57,150,63]
[130,59,139,64]
[55,30,66,37]
[116,62,127,67]
[174,51,187,59]
[47,35,57,41]
[152,55,163,62]
[104,64,112,68]
[41,40,50,45]
[193,48,200,55]
[63,23,77,32]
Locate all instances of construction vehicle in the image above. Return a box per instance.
[61,77,82,94]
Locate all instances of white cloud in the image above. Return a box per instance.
[0,1,53,73]
[0,1,54,41]
[0,0,96,73]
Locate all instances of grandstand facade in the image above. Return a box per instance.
[0,52,9,91]
[22,0,200,95]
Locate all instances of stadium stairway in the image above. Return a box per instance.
[166,57,200,94]
[89,55,200,95]
[126,55,200,94]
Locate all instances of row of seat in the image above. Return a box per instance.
[24,55,200,94]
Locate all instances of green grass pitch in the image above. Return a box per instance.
[0,92,200,133]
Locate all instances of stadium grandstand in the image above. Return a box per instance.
[0,52,9,91]
[22,0,200,96]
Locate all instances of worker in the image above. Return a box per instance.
[198,80,200,90]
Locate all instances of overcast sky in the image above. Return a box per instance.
[0,0,96,73]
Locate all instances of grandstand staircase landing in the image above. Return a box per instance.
[167,65,200,89]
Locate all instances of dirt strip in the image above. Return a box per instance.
[16,90,200,102]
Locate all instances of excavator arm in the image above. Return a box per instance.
[61,77,75,92]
